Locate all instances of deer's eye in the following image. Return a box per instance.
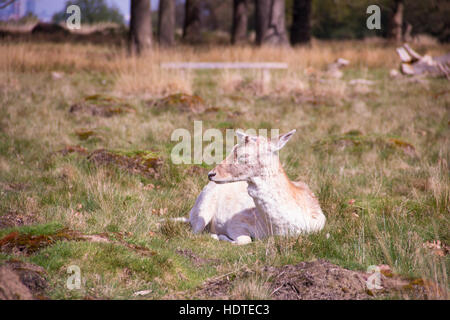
[237,154,249,163]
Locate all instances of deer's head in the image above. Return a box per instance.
[208,129,296,183]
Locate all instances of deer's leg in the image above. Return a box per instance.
[210,233,235,243]
[210,234,219,240]
[227,226,253,245]
[219,209,255,245]
[212,233,250,244]
[233,235,252,245]
[218,234,234,242]
[189,182,218,233]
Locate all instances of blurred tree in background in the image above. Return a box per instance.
[52,0,124,25]
[231,0,249,44]
[129,0,152,54]
[0,0,443,45]
[255,0,289,45]
[171,0,449,44]
[159,0,175,46]
[308,0,449,42]
[402,0,449,43]
[290,0,311,45]
[311,0,373,39]
[387,0,403,42]
[182,0,202,43]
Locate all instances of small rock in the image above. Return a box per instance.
[389,69,400,78]
[51,71,64,80]
[133,289,152,296]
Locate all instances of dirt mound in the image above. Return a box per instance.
[31,23,69,36]
[0,261,48,299]
[265,260,369,300]
[196,259,438,300]
[4,261,48,298]
[87,149,163,179]
[176,248,221,267]
[0,265,34,300]
[56,145,89,156]
[0,227,157,257]
[69,94,135,117]
[0,184,35,229]
[313,132,418,158]
[0,182,29,192]
[0,229,79,255]
[0,211,34,229]
[195,273,237,299]
[149,93,206,114]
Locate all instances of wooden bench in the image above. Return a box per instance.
[161,62,288,92]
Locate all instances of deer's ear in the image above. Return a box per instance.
[235,130,248,143]
[274,129,296,151]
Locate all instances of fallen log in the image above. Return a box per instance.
[396,44,450,79]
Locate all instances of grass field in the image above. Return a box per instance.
[0,40,449,299]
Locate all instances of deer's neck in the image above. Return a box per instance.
[248,164,293,207]
[246,163,314,234]
[247,166,293,207]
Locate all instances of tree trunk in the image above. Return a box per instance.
[129,0,152,55]
[183,0,202,43]
[231,0,248,44]
[389,0,404,42]
[290,0,311,45]
[158,0,175,46]
[255,0,289,46]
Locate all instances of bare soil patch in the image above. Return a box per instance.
[176,248,221,267]
[87,149,163,179]
[0,260,48,300]
[0,228,79,255]
[4,260,48,298]
[0,210,35,230]
[0,182,29,192]
[0,228,157,258]
[313,132,418,158]
[56,145,89,156]
[148,93,206,114]
[195,259,441,300]
[69,94,135,118]
[265,260,370,300]
[0,265,34,300]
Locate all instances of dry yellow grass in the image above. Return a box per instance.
[2,40,448,69]
[0,40,448,299]
[1,40,448,95]
[1,39,448,98]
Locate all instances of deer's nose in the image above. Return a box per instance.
[208,172,216,181]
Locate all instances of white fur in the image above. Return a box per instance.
[189,181,256,242]
[247,178,326,236]
[189,179,325,245]
[188,130,326,245]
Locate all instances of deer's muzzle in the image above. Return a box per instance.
[208,171,216,181]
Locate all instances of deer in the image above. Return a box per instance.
[188,129,326,245]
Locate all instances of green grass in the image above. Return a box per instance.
[0,41,448,299]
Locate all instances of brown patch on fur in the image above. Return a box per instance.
[289,177,322,219]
